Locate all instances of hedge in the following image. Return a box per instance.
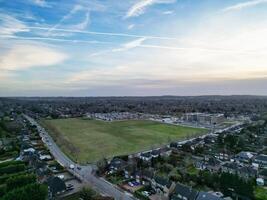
[6,174,36,192]
[0,164,25,176]
[0,161,23,169]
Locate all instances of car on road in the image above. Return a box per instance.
[69,164,75,170]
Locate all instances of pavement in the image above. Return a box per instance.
[23,114,135,200]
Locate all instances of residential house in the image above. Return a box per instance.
[152,176,176,197]
[170,142,179,149]
[238,166,257,179]
[253,154,267,169]
[204,157,222,172]
[221,162,240,174]
[196,192,224,200]
[258,169,267,185]
[235,151,254,163]
[151,149,160,158]
[140,151,152,161]
[109,158,127,172]
[215,152,230,161]
[170,183,198,200]
[47,176,66,197]
[159,147,172,157]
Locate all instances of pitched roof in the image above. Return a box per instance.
[154,176,172,188]
[109,158,127,169]
[196,192,223,200]
[47,176,66,195]
[222,162,239,170]
[141,151,152,158]
[254,154,267,162]
[236,151,254,160]
[239,166,257,176]
[172,183,198,200]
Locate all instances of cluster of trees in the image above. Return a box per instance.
[1,183,47,200]
[0,161,47,200]
[198,171,255,199]
[217,134,245,153]
[6,174,36,191]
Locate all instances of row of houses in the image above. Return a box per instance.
[108,155,226,200]
[18,125,82,198]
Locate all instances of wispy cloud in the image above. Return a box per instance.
[127,24,135,30]
[70,11,90,30]
[112,37,146,52]
[0,42,68,70]
[162,10,174,15]
[30,0,51,7]
[222,0,267,12]
[0,14,29,36]
[125,0,176,18]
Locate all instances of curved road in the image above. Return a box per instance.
[24,115,135,200]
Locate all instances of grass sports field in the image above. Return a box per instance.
[40,118,208,163]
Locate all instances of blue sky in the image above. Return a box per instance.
[0,0,267,96]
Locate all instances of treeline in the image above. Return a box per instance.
[2,96,267,117]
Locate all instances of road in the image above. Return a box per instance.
[23,115,135,200]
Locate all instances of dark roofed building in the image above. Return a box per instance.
[140,151,152,161]
[171,183,198,200]
[109,158,127,171]
[196,192,224,200]
[151,149,160,158]
[235,151,254,163]
[221,162,240,174]
[253,154,267,168]
[205,157,221,172]
[238,166,257,179]
[47,176,66,196]
[152,176,176,197]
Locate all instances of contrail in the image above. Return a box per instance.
[0,35,113,45]
[27,26,181,41]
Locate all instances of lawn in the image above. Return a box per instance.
[40,118,208,163]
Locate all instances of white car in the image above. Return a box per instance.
[69,164,75,169]
[128,182,134,187]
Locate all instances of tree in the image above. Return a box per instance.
[97,158,108,175]
[80,187,97,200]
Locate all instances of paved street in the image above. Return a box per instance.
[24,115,135,200]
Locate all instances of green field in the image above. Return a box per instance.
[40,118,208,163]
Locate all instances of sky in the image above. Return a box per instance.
[0,0,267,96]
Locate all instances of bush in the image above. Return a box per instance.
[0,161,23,169]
